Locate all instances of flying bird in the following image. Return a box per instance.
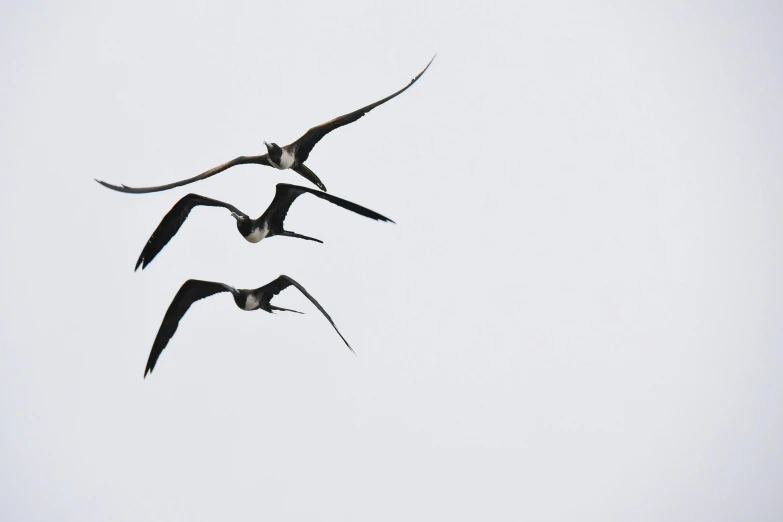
[135,183,393,270]
[144,275,352,377]
[96,55,435,194]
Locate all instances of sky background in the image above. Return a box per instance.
[1,1,782,520]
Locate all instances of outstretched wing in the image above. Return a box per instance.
[289,56,435,163]
[96,154,270,194]
[264,183,394,230]
[144,279,233,377]
[259,275,353,353]
[136,194,246,271]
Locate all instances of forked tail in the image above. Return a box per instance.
[269,305,304,314]
[280,231,323,243]
[292,164,327,192]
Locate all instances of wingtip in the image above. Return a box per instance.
[414,55,437,80]
[95,178,122,192]
[340,333,355,354]
[135,255,149,271]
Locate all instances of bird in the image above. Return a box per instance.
[134,183,393,270]
[95,55,435,194]
[144,275,353,377]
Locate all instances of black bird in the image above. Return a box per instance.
[135,183,393,270]
[96,56,435,194]
[144,275,352,377]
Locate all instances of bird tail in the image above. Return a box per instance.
[269,305,304,314]
[280,231,324,243]
[292,164,327,192]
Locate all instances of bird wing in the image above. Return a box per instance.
[136,194,245,271]
[95,154,271,194]
[144,279,233,377]
[288,56,435,163]
[264,183,394,230]
[258,275,353,353]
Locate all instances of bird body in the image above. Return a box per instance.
[244,222,270,243]
[95,56,435,194]
[143,275,353,377]
[134,183,393,270]
[240,292,261,311]
[265,142,296,170]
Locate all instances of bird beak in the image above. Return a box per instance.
[230,212,243,221]
[263,141,271,150]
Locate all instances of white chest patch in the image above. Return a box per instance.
[244,294,260,311]
[245,224,269,243]
[271,149,295,170]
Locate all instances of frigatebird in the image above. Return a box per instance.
[96,55,435,194]
[135,183,393,270]
[144,275,352,377]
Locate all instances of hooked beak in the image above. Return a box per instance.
[263,141,272,150]
[230,212,244,221]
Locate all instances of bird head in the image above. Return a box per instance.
[231,212,252,235]
[231,291,249,310]
[264,141,283,162]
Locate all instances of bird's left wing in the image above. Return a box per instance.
[288,55,435,163]
[259,275,353,353]
[96,154,270,194]
[136,194,245,271]
[144,279,234,377]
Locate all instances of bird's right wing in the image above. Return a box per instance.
[144,279,233,377]
[136,194,245,271]
[259,275,353,353]
[288,56,435,164]
[265,183,394,230]
[96,155,270,194]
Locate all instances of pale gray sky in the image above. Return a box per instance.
[1,1,782,520]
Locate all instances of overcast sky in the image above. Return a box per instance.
[1,1,782,520]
